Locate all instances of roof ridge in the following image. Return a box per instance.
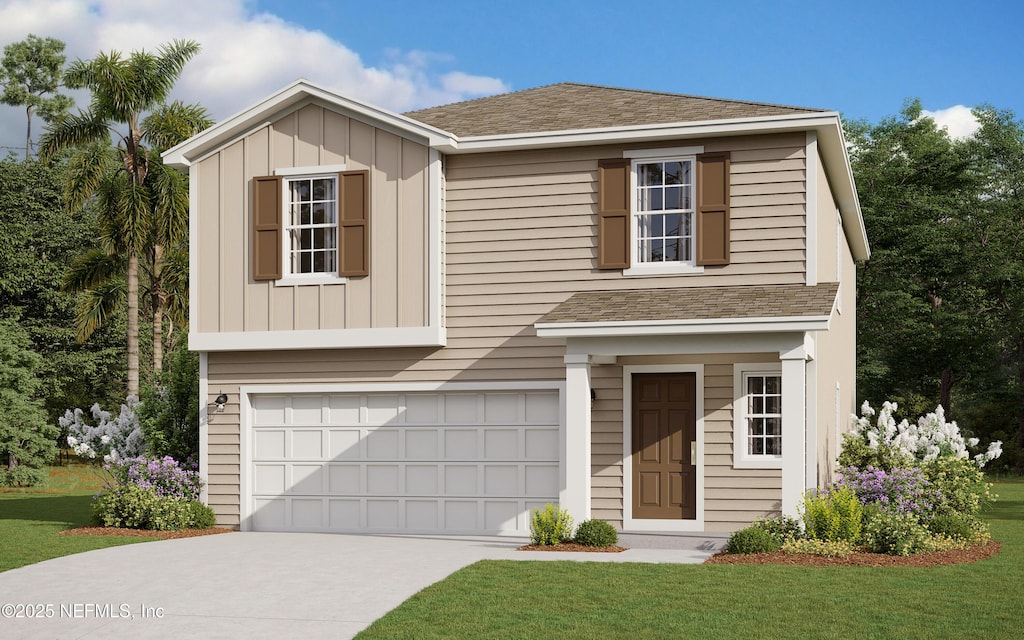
[557,82,825,113]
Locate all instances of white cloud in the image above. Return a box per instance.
[0,0,509,154]
[922,105,980,140]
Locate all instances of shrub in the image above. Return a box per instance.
[185,500,217,528]
[726,525,781,554]
[861,509,932,556]
[93,483,160,528]
[753,516,804,544]
[927,512,990,547]
[801,486,862,542]
[61,397,145,463]
[106,456,202,500]
[530,503,574,545]
[781,538,854,557]
[574,519,618,547]
[837,465,938,519]
[922,456,995,517]
[138,341,200,463]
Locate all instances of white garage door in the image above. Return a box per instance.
[247,389,560,534]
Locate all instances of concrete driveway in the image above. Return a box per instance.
[0,531,723,639]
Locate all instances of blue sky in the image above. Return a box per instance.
[0,0,1021,150]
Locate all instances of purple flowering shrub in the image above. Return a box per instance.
[836,465,939,519]
[105,456,203,500]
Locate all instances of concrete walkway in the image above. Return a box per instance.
[0,531,726,639]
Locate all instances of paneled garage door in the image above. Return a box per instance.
[247,390,560,534]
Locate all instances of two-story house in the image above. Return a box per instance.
[163,81,869,535]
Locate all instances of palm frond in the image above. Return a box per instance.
[143,100,213,153]
[64,248,126,293]
[38,110,111,162]
[115,180,152,256]
[160,247,190,330]
[74,279,126,343]
[147,159,189,244]
[63,142,117,213]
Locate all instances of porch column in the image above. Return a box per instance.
[780,345,808,519]
[561,354,592,522]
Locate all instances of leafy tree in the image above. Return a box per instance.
[139,339,199,463]
[0,34,73,160]
[0,157,125,420]
[0,320,57,486]
[40,40,210,396]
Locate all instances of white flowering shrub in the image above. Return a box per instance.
[852,401,1002,468]
[59,397,146,464]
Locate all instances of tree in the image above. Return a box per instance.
[40,40,210,396]
[0,34,73,160]
[139,339,200,463]
[0,320,58,486]
[849,101,994,418]
[0,157,125,422]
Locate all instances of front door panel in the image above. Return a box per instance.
[632,373,697,519]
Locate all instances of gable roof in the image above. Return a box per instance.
[534,284,839,337]
[405,82,824,137]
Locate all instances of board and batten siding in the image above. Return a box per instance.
[203,132,807,526]
[195,104,430,337]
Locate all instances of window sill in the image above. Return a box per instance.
[623,263,704,277]
[274,275,347,287]
[732,456,783,470]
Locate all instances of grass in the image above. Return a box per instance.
[358,478,1024,639]
[0,463,156,573]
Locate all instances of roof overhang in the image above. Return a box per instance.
[535,315,832,339]
[161,79,457,168]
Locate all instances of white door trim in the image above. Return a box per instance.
[622,364,705,532]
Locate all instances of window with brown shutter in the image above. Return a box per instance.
[696,153,731,266]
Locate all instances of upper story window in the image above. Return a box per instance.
[634,158,695,265]
[285,175,338,278]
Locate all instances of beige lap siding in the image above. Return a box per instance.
[591,354,783,533]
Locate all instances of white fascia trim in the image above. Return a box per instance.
[188,162,200,342]
[806,131,818,286]
[622,364,705,532]
[442,112,842,154]
[163,79,456,167]
[275,164,347,176]
[535,316,831,338]
[189,325,445,351]
[623,145,704,158]
[198,352,209,504]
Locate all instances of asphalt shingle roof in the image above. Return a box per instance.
[536,283,839,325]
[404,82,824,138]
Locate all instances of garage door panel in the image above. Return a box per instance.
[250,390,560,534]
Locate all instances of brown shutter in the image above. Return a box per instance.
[597,158,630,269]
[696,152,730,266]
[338,170,370,277]
[253,176,282,281]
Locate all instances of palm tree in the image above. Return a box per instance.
[39,40,210,397]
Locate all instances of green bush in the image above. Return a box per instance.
[927,512,975,541]
[801,486,862,542]
[862,509,932,556]
[754,516,804,544]
[726,525,781,554]
[93,484,216,530]
[574,519,618,547]
[922,456,994,517]
[530,503,574,545]
[837,432,911,472]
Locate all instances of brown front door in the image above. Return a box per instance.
[632,372,697,520]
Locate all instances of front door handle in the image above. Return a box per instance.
[691,441,696,465]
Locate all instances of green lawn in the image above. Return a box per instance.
[359,478,1024,639]
[0,464,155,572]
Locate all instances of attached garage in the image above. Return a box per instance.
[241,387,562,535]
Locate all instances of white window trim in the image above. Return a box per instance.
[628,155,699,274]
[277,170,347,285]
[733,362,784,470]
[622,364,705,532]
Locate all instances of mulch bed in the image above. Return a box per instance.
[705,540,1001,567]
[518,543,627,553]
[58,526,235,540]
